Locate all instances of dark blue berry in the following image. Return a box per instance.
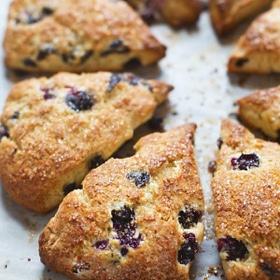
[231,153,260,171]
[178,206,202,229]
[217,137,223,149]
[111,206,142,249]
[11,111,20,119]
[63,183,81,196]
[0,125,9,140]
[178,233,199,265]
[235,58,249,68]
[80,50,93,64]
[120,247,129,256]
[37,45,55,60]
[95,240,109,250]
[65,88,94,112]
[126,171,150,188]
[107,74,122,93]
[101,39,130,57]
[217,236,248,261]
[208,160,217,174]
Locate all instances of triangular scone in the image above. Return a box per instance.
[237,86,280,139]
[4,0,165,73]
[125,0,201,27]
[212,120,280,280]
[39,125,204,280]
[228,7,280,74]
[210,0,271,35]
[0,72,171,213]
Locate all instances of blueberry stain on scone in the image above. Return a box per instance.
[217,236,249,261]
[231,153,260,170]
[126,171,150,188]
[65,88,94,112]
[111,206,142,249]
[23,58,37,68]
[178,205,202,229]
[41,88,55,100]
[0,125,9,141]
[16,6,54,25]
[178,233,199,265]
[107,74,122,93]
[37,44,56,61]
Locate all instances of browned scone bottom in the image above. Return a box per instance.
[0,72,171,213]
[39,125,204,280]
[237,85,280,139]
[4,0,165,73]
[212,120,280,280]
[125,0,201,27]
[210,0,272,35]
[228,6,280,74]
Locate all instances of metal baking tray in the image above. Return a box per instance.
[0,1,279,279]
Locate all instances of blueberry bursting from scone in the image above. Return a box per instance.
[4,0,165,73]
[0,72,172,213]
[39,125,204,280]
[212,120,280,280]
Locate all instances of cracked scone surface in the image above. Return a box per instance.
[210,0,271,35]
[212,120,280,280]
[4,0,165,73]
[125,0,201,27]
[39,125,204,280]
[237,86,280,139]
[0,72,171,213]
[228,6,280,74]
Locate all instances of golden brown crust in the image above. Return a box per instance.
[228,7,280,74]
[273,0,280,8]
[210,0,272,35]
[125,0,201,27]
[4,0,165,73]
[237,86,280,139]
[212,120,280,280]
[39,125,204,280]
[0,72,171,213]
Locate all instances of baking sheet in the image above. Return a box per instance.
[0,1,279,280]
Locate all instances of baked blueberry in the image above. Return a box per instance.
[107,74,122,93]
[178,233,199,265]
[178,205,202,229]
[0,125,9,141]
[95,240,109,250]
[120,247,129,256]
[101,39,130,57]
[231,153,260,170]
[23,58,37,67]
[65,88,94,112]
[37,45,56,60]
[126,171,150,188]
[217,236,249,261]
[41,88,55,100]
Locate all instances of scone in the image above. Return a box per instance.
[237,86,280,139]
[0,72,171,213]
[273,0,280,7]
[39,125,204,280]
[212,120,280,280]
[125,0,201,27]
[210,0,272,35]
[4,0,165,73]
[228,6,280,74]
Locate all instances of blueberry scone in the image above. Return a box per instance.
[210,0,272,35]
[228,6,280,74]
[0,72,171,213]
[4,0,165,73]
[212,119,280,280]
[237,86,280,140]
[39,125,204,280]
[125,0,201,27]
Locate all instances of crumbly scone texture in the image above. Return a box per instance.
[0,72,171,213]
[237,86,280,139]
[228,7,280,74]
[210,0,271,35]
[4,0,165,73]
[39,125,204,280]
[125,0,201,27]
[212,120,280,280]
